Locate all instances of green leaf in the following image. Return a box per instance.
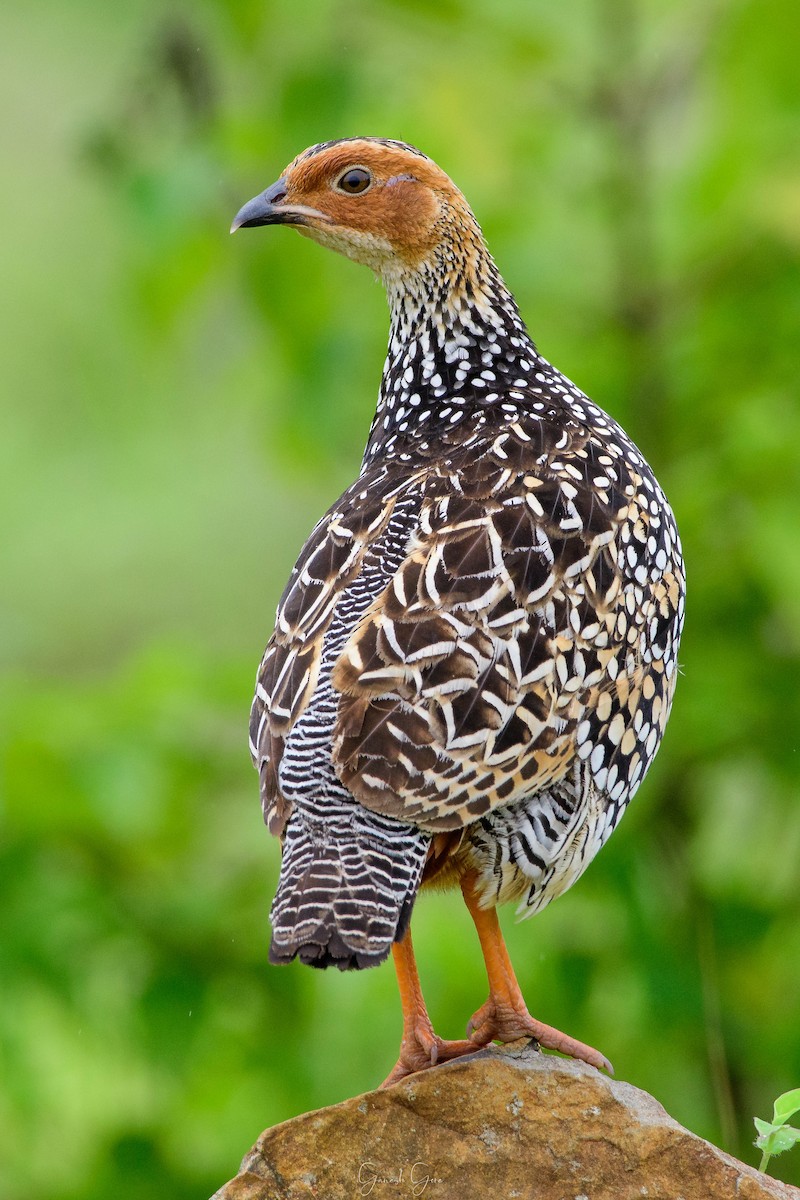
[754,1117,776,1144]
[754,1118,800,1157]
[766,1127,800,1156]
[773,1089,800,1126]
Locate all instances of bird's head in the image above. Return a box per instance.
[231,137,486,289]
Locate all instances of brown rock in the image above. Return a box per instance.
[211,1044,800,1200]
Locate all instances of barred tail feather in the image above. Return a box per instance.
[269,808,429,970]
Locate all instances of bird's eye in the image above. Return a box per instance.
[337,168,372,195]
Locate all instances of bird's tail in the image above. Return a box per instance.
[269,808,430,970]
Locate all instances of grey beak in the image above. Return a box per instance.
[230,178,334,235]
[230,178,291,233]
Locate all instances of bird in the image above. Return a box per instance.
[231,137,685,1085]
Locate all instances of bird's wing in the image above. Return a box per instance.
[331,416,682,833]
[250,465,425,836]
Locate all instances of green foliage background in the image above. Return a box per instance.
[2,0,799,1195]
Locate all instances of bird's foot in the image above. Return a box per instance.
[381,1017,479,1087]
[466,996,613,1074]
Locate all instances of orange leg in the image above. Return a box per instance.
[461,872,613,1074]
[381,925,478,1087]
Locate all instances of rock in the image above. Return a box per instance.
[211,1044,800,1200]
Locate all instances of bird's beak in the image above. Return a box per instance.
[230,177,331,234]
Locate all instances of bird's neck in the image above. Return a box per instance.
[363,238,541,465]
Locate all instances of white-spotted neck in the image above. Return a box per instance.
[363,233,542,466]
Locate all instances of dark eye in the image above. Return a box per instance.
[337,167,372,195]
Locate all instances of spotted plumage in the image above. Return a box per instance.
[233,137,684,1080]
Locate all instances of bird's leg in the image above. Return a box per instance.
[381,925,478,1087]
[461,872,614,1074]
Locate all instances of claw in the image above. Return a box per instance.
[466,994,612,1073]
[381,1031,478,1087]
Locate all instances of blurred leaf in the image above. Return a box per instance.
[774,1091,800,1126]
